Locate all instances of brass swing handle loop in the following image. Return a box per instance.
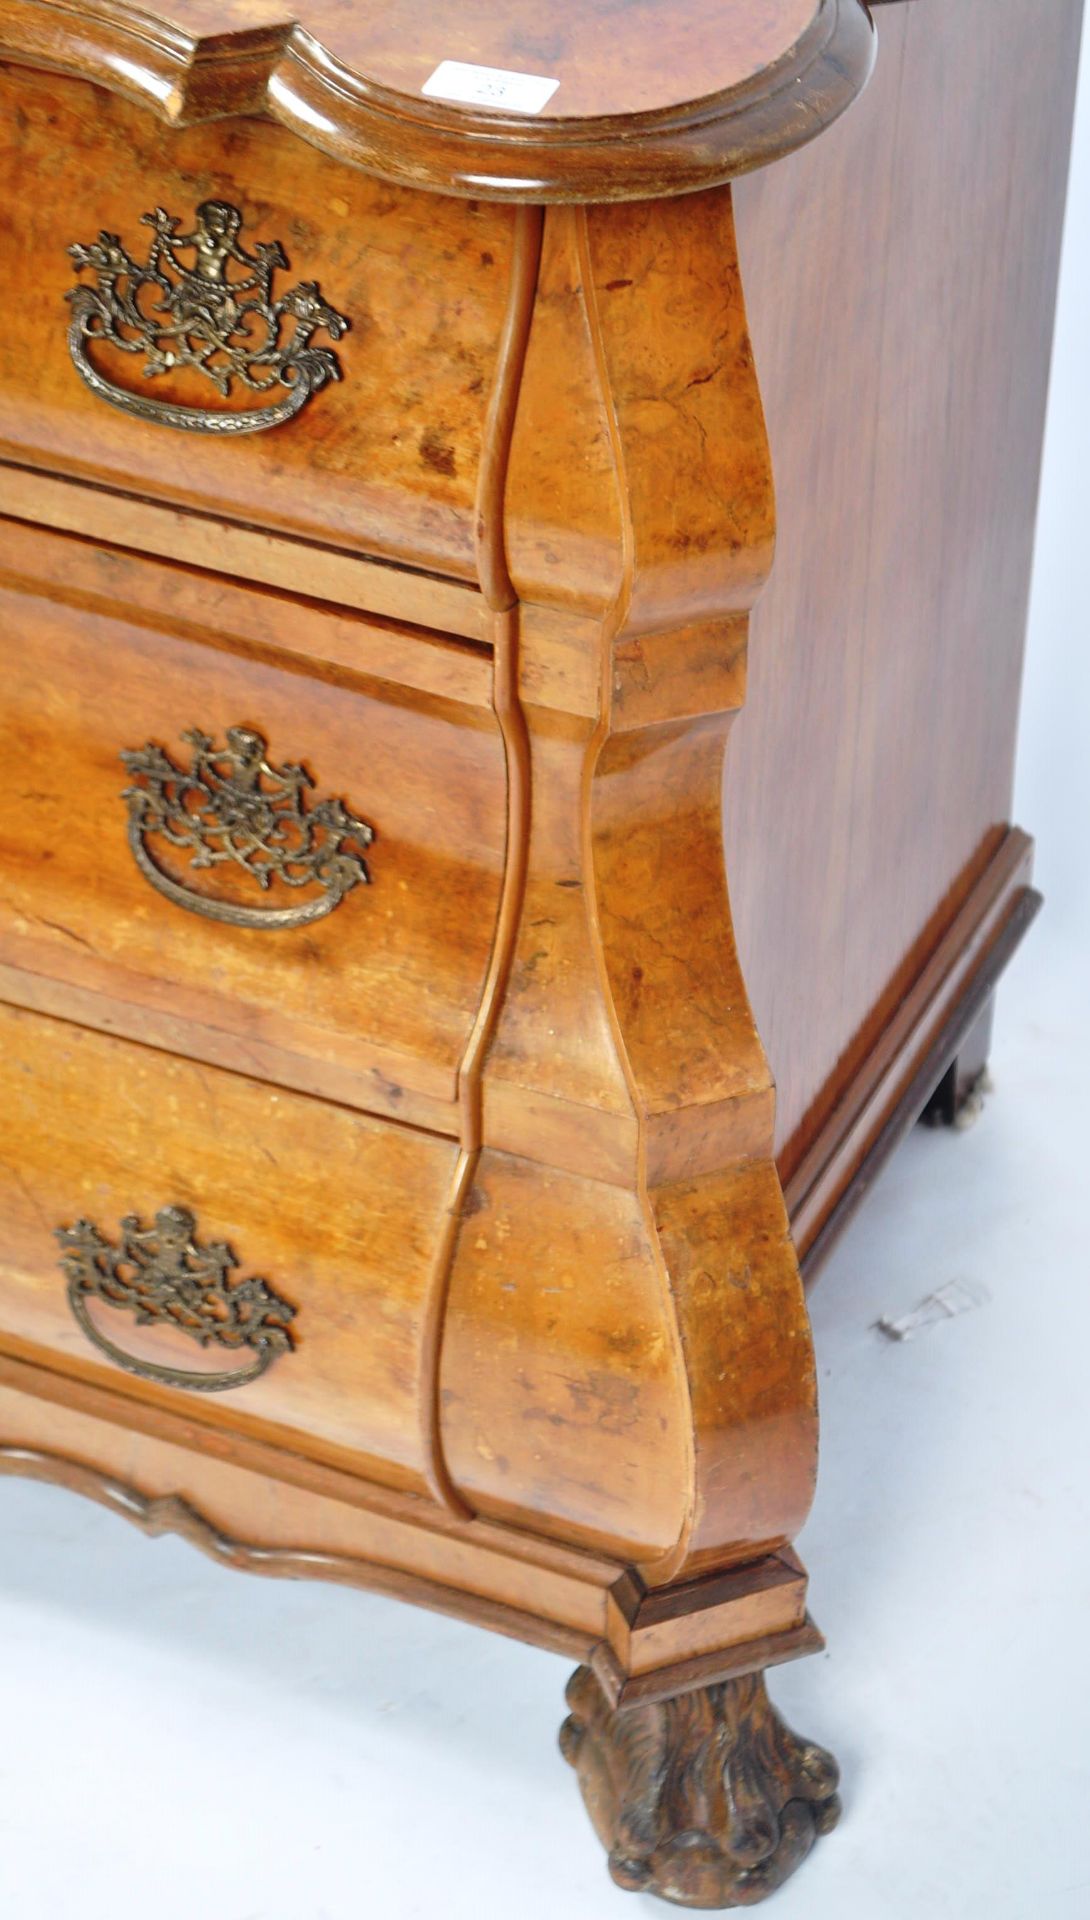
[56,1207,297,1396]
[120,725,374,932]
[65,199,348,437]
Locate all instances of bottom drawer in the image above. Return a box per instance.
[0,1001,459,1493]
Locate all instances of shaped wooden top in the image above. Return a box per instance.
[0,0,876,200]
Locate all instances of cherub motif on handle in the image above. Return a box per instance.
[65,199,349,432]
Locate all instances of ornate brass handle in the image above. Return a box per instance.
[65,199,348,435]
[56,1206,296,1393]
[121,726,374,931]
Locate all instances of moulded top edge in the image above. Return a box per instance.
[0,0,877,201]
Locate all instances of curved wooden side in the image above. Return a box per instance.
[0,0,875,202]
[418,205,544,1519]
[438,185,819,1585]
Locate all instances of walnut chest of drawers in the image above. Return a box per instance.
[0,0,1080,1906]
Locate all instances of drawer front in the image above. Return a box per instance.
[0,1001,460,1490]
[0,525,505,1128]
[0,63,516,580]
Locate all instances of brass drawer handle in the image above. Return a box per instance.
[65,199,348,435]
[56,1206,296,1393]
[121,725,374,931]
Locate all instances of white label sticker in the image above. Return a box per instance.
[421,60,560,116]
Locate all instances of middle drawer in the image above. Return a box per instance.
[0,520,505,1130]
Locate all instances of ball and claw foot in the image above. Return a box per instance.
[560,1664,841,1909]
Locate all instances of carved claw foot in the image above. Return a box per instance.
[560,1664,840,1909]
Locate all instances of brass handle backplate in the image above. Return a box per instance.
[65,199,348,435]
[56,1206,296,1393]
[120,725,374,931]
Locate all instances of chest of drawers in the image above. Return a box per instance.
[0,0,1080,1906]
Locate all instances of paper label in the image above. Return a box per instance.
[421,60,560,116]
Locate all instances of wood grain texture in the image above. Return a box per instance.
[0,1002,466,1493]
[606,1549,807,1679]
[591,1618,826,1713]
[0,1352,827,1690]
[0,0,876,202]
[0,1,1078,1818]
[800,880,1042,1285]
[788,830,1039,1263]
[0,521,505,1127]
[0,467,491,641]
[414,209,546,1518]
[727,0,1083,1180]
[440,187,819,1585]
[0,1352,620,1643]
[0,1443,590,1655]
[0,65,518,581]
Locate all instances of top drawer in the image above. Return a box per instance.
[0,63,517,582]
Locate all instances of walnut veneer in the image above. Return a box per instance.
[0,0,1078,1906]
